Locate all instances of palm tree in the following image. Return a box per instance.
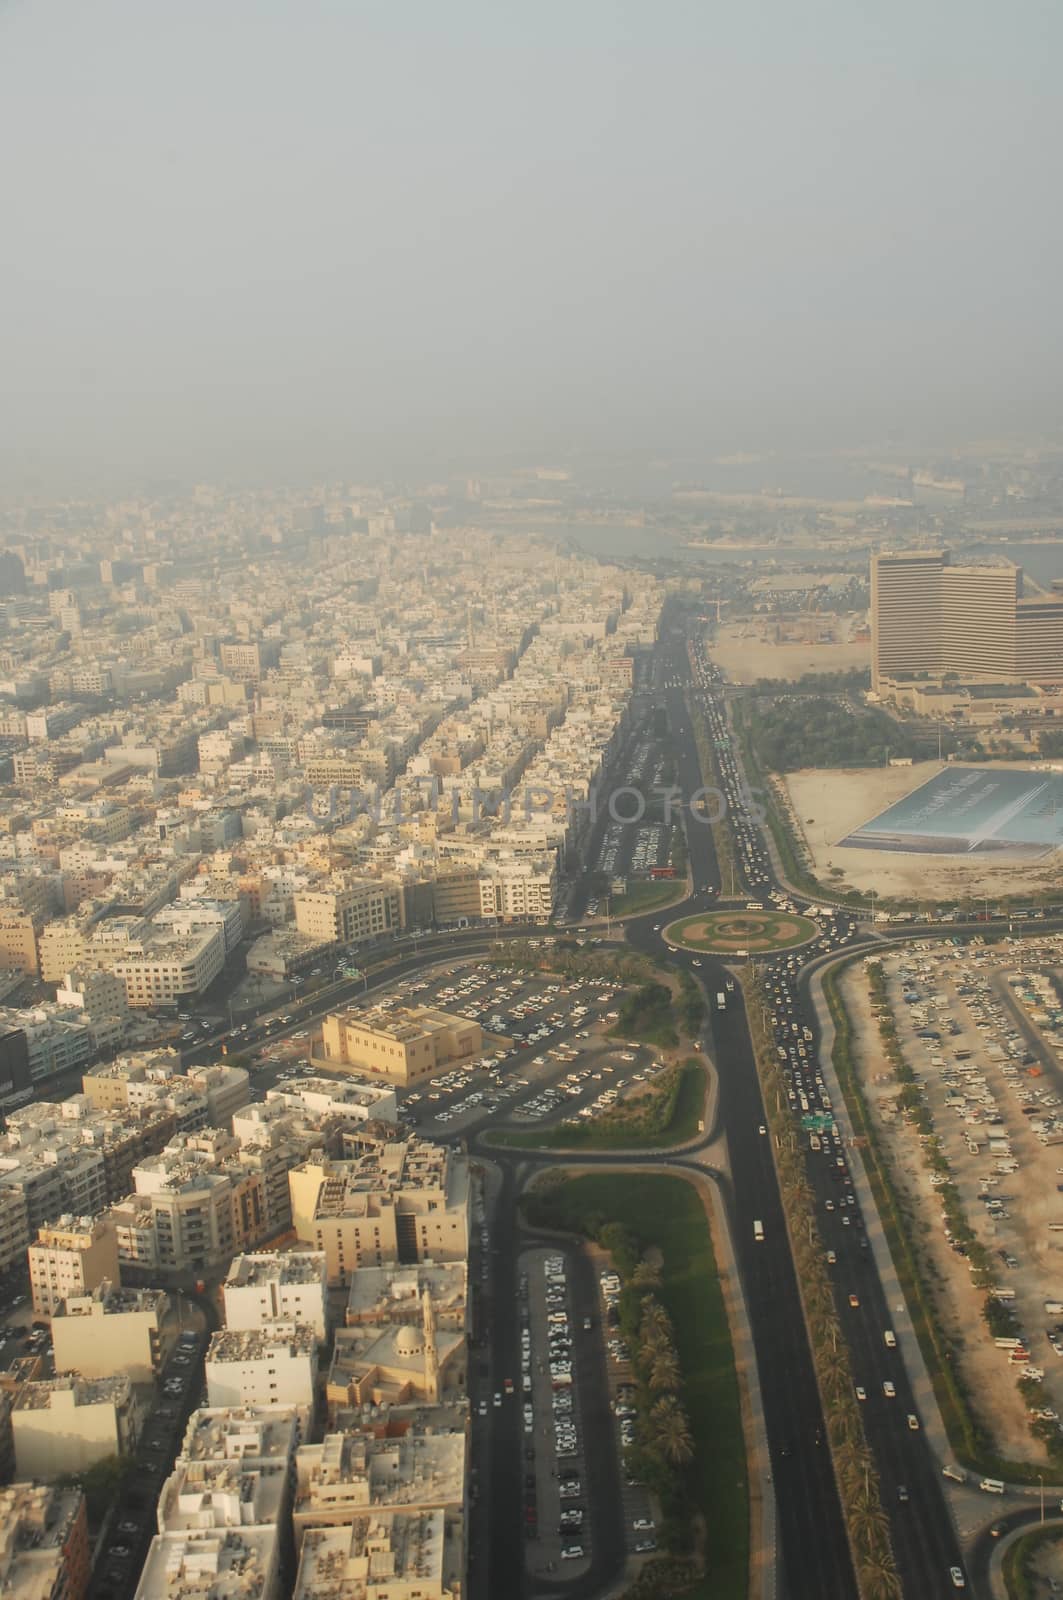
[858,1554,903,1600]
[631,1261,662,1290]
[640,1298,670,1339]
[650,1395,695,1464]
[649,1347,681,1392]
[849,1502,890,1549]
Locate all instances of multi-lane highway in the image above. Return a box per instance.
[631,622,977,1597]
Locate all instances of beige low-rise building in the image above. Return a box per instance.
[289,1144,470,1285]
[293,1423,465,1549]
[133,1526,280,1600]
[12,1374,139,1480]
[0,1482,91,1600]
[293,878,403,947]
[319,1006,481,1087]
[345,1262,467,1334]
[327,1285,464,1414]
[51,1280,172,1384]
[183,1061,251,1127]
[224,1252,329,1340]
[177,1403,303,1471]
[293,1510,462,1600]
[28,1215,120,1317]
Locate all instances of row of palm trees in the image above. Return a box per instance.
[489,940,655,986]
[747,979,902,1600]
[636,1289,695,1465]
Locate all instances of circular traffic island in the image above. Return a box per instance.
[664,908,819,955]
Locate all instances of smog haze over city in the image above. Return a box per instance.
[2,0,1062,488]
[5,8,1063,1600]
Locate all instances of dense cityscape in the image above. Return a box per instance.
[4,5,1063,1599]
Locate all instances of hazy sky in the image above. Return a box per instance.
[2,0,1061,487]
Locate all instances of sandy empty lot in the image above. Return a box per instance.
[785,760,1062,900]
[712,617,870,685]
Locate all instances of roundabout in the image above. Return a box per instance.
[664,907,819,954]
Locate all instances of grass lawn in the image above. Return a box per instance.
[492,1060,706,1151]
[1002,1524,1063,1599]
[665,909,818,953]
[528,1173,748,1600]
[610,879,687,918]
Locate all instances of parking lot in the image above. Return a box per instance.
[595,1262,658,1559]
[521,1246,589,1574]
[312,963,668,1138]
[556,722,676,924]
[511,1243,660,1585]
[845,935,1063,1460]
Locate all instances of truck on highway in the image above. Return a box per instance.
[753,1220,764,1242]
[715,992,726,1011]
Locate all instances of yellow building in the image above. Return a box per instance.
[289,1145,470,1285]
[38,920,89,985]
[0,910,39,978]
[28,1216,120,1318]
[51,1281,172,1384]
[320,1005,482,1087]
[12,1375,140,1480]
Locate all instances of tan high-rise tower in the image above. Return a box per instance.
[870,550,1063,690]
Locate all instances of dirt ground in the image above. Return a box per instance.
[786,760,1063,900]
[841,950,1063,1464]
[712,615,870,684]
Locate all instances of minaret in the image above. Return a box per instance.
[422,1282,440,1401]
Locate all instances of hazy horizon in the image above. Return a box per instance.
[2,0,1062,491]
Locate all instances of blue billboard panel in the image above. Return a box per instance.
[840,766,1063,857]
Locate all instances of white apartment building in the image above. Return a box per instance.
[110,926,225,1009]
[292,1511,461,1600]
[223,1252,329,1340]
[205,1324,319,1413]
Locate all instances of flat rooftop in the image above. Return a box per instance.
[226,1251,326,1289]
[208,1325,318,1363]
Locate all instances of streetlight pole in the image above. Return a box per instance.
[1039,1473,1045,1524]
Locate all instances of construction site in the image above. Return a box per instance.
[709,572,870,683]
